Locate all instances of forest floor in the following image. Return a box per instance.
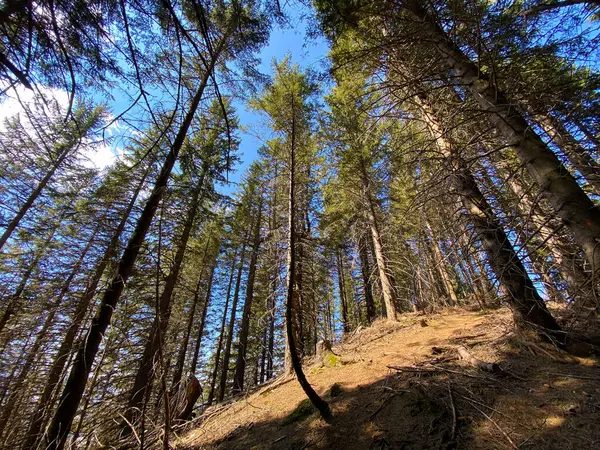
[175,306,600,449]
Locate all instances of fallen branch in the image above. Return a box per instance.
[447,384,457,443]
[387,365,490,380]
[549,372,600,381]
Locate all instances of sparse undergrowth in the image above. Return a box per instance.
[176,307,600,450]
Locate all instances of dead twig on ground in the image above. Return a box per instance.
[468,402,519,449]
[387,365,491,381]
[549,372,600,381]
[369,393,398,421]
[447,383,457,443]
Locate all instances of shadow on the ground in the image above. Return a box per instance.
[181,333,600,450]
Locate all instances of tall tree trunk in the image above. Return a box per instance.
[218,238,247,402]
[170,240,212,394]
[574,118,600,148]
[534,114,600,195]
[0,219,61,336]
[415,94,562,336]
[0,137,76,252]
[502,168,594,307]
[0,329,34,405]
[265,159,278,381]
[45,51,220,449]
[358,161,398,319]
[232,202,263,394]
[284,96,331,421]
[189,262,216,376]
[265,268,277,381]
[24,166,150,448]
[294,225,306,358]
[425,220,458,306]
[70,331,115,448]
[123,166,208,430]
[403,0,600,278]
[336,247,350,332]
[357,232,377,322]
[0,216,102,441]
[207,253,237,406]
[259,310,268,384]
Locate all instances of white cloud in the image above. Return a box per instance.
[0,83,69,131]
[81,142,120,170]
[1,83,127,171]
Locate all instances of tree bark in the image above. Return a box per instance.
[45,54,218,449]
[170,239,212,395]
[357,233,377,322]
[336,247,351,332]
[232,201,263,394]
[0,127,85,252]
[24,165,150,448]
[425,220,458,306]
[502,167,594,307]
[218,237,247,402]
[0,220,61,336]
[358,160,398,319]
[284,96,331,421]
[535,114,600,195]
[189,262,216,377]
[415,94,562,336]
[207,253,237,406]
[123,166,209,430]
[403,0,600,279]
[0,216,104,442]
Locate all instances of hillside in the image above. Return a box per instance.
[176,308,600,450]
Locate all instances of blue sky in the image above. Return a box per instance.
[224,4,330,192]
[0,4,332,179]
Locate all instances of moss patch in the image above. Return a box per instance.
[322,351,340,367]
[328,382,344,397]
[282,399,315,425]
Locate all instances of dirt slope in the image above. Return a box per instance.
[176,308,600,450]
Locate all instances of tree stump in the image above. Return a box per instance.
[171,375,202,422]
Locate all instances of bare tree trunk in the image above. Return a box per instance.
[0,220,61,336]
[358,161,398,319]
[189,262,216,376]
[0,136,77,252]
[70,332,114,448]
[25,166,150,448]
[284,96,331,421]
[233,201,263,394]
[425,220,458,306]
[503,169,594,307]
[122,162,209,433]
[415,94,562,336]
[357,233,376,322]
[266,269,277,380]
[45,55,219,449]
[336,247,350,332]
[404,0,600,279]
[0,217,103,441]
[218,238,248,402]
[0,331,33,405]
[535,114,600,195]
[170,240,212,395]
[207,253,237,405]
[259,310,268,384]
[574,118,600,148]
